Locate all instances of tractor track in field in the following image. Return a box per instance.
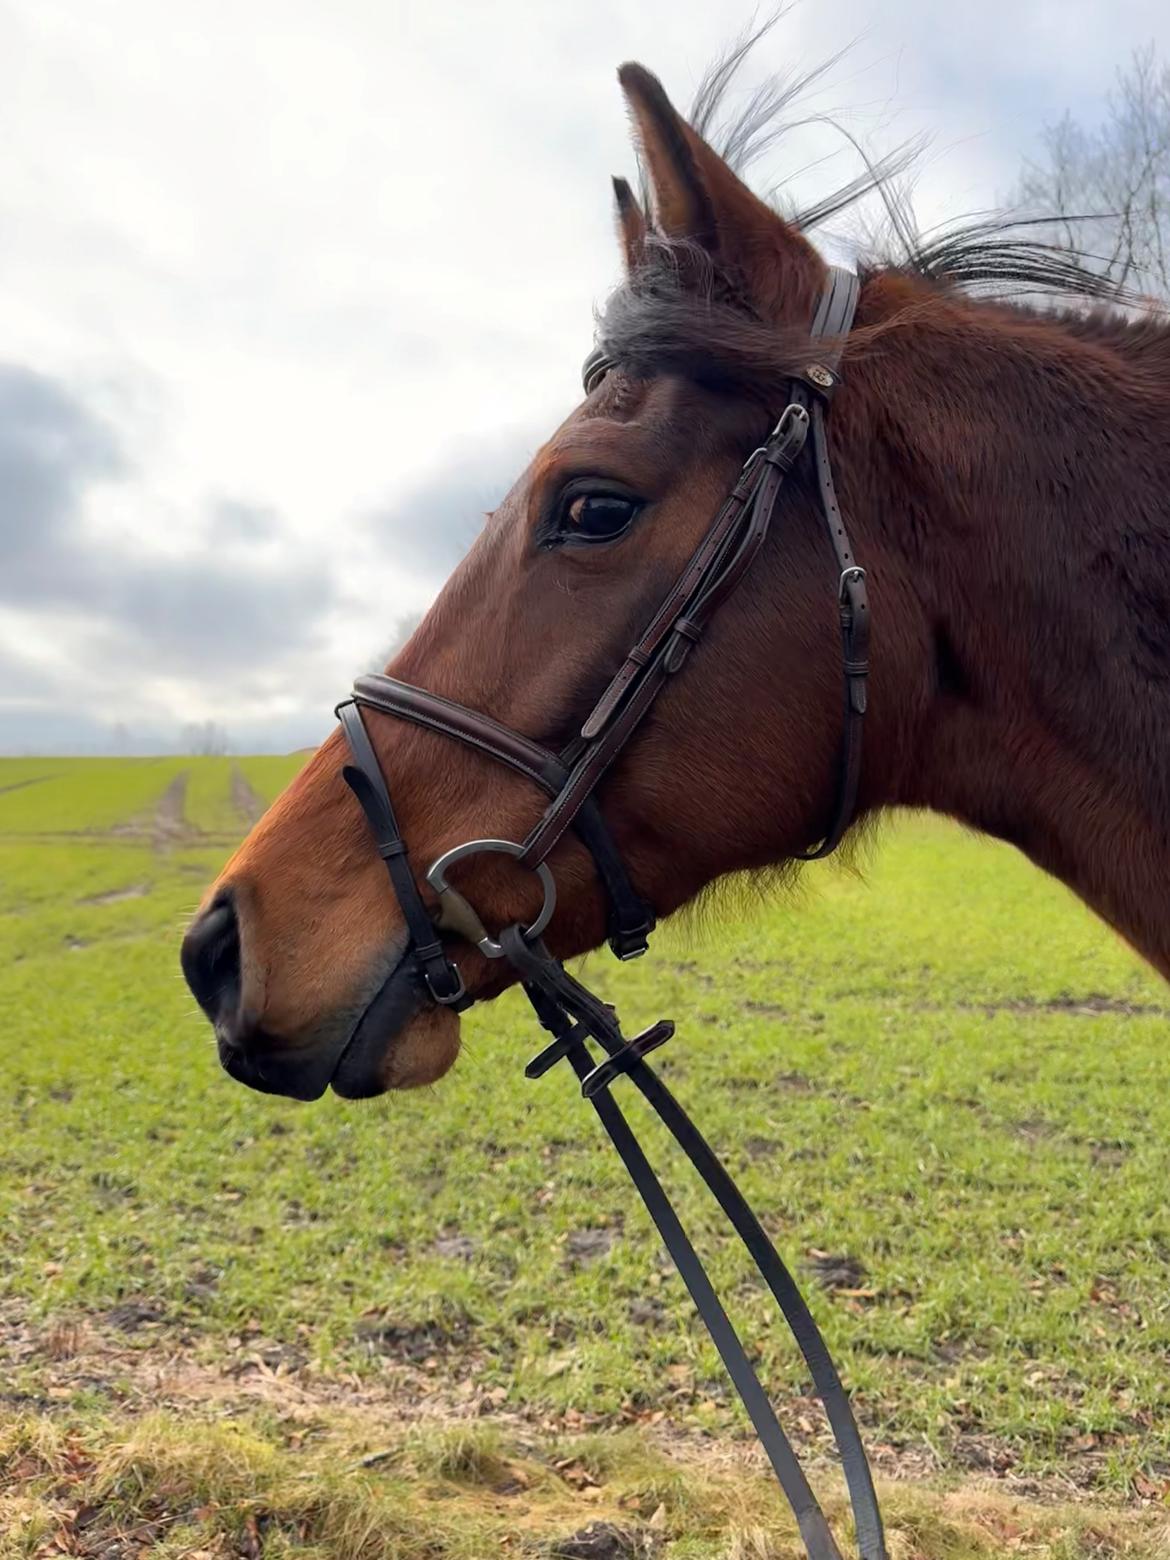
[152,770,195,848]
[101,770,207,852]
[0,781,207,848]
[0,772,60,796]
[231,763,265,827]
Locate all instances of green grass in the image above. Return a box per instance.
[0,757,194,835]
[1,756,1168,1552]
[241,753,314,806]
[0,754,306,841]
[182,755,307,834]
[181,755,241,835]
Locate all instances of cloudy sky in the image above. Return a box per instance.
[1,0,1165,752]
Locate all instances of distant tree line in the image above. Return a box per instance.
[180,720,231,756]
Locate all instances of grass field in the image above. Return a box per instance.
[1,755,1168,1557]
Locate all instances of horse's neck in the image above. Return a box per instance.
[907,692,1170,981]
[866,291,1170,979]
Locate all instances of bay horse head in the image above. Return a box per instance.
[182,58,1165,1100]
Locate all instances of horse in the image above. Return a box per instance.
[181,56,1170,1104]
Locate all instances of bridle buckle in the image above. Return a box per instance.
[424,963,468,1008]
[745,403,810,472]
[839,565,866,602]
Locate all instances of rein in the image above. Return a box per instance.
[335,266,885,1560]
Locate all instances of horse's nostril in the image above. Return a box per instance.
[181,894,242,1027]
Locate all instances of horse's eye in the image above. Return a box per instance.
[564,493,640,543]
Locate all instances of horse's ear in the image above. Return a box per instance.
[617,61,824,321]
[617,64,717,248]
[612,176,647,272]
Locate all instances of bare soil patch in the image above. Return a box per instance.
[77,884,150,907]
[231,764,265,827]
[105,772,202,851]
[2,1301,1168,1559]
[967,993,1170,1018]
[152,771,192,848]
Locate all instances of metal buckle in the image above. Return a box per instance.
[608,923,652,961]
[607,903,655,962]
[770,402,810,452]
[424,963,468,1009]
[426,839,557,959]
[838,565,866,602]
[744,403,810,469]
[614,938,649,962]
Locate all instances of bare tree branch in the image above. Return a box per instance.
[1013,45,1170,301]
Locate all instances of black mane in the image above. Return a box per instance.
[595,19,1158,401]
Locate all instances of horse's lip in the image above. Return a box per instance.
[217,1031,339,1102]
[329,949,426,1099]
[215,949,424,1102]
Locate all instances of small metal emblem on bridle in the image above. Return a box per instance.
[806,363,835,389]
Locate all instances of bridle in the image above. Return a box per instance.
[337,267,878,1559]
[335,266,884,1560]
[338,266,867,998]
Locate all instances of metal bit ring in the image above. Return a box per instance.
[425,839,556,958]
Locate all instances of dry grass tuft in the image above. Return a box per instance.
[2,1410,1167,1560]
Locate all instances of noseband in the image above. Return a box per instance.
[336,267,885,1560]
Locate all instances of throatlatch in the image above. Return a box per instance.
[336,267,884,1560]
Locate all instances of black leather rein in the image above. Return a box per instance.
[334,267,884,1560]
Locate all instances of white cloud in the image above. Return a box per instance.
[0,0,1166,749]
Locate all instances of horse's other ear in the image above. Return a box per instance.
[617,61,824,322]
[612,175,647,272]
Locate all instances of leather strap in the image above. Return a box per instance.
[504,928,887,1560]
[354,674,564,790]
[788,267,867,860]
[811,265,858,354]
[337,702,471,1009]
[518,405,810,868]
[789,398,869,860]
[516,267,866,870]
[350,675,655,959]
[578,436,784,743]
